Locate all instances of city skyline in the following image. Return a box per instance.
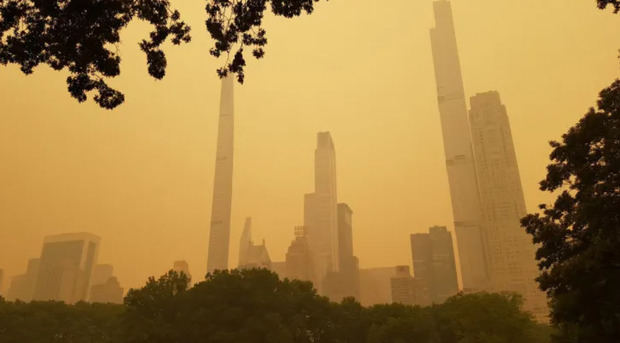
[1,0,618,290]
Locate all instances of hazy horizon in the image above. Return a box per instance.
[1,0,619,291]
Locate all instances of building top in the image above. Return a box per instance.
[43,232,100,244]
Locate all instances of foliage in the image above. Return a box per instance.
[0,269,550,343]
[521,80,620,342]
[0,0,324,109]
[0,0,191,109]
[205,0,322,83]
[598,0,620,12]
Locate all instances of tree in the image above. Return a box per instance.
[521,80,620,342]
[0,0,324,109]
[598,0,620,12]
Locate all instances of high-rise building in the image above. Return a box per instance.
[91,264,114,287]
[429,0,488,292]
[469,91,547,319]
[89,264,124,304]
[173,260,192,281]
[359,267,398,306]
[323,203,359,301]
[238,217,252,268]
[285,226,314,282]
[32,233,100,304]
[7,258,40,302]
[410,227,458,304]
[390,265,415,305]
[304,132,339,287]
[207,76,235,273]
[428,226,459,302]
[89,277,123,304]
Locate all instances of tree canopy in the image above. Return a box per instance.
[0,268,551,343]
[521,80,620,342]
[0,0,323,109]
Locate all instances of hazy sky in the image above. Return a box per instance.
[1,0,619,291]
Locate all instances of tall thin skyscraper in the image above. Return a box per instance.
[238,217,252,268]
[429,0,488,291]
[207,77,235,273]
[469,91,547,319]
[304,132,339,287]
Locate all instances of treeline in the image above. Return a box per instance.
[0,269,550,343]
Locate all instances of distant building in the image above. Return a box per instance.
[7,258,40,302]
[32,233,100,304]
[469,91,548,319]
[89,277,123,304]
[430,0,488,292]
[390,265,415,305]
[359,267,397,306]
[238,217,253,268]
[173,260,192,280]
[285,226,314,282]
[323,203,359,302]
[91,264,114,287]
[236,218,272,270]
[410,226,459,304]
[0,269,4,297]
[304,132,340,289]
[207,76,235,273]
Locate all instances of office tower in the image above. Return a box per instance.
[0,269,4,296]
[359,267,398,306]
[390,265,415,305]
[430,0,488,291]
[89,277,123,304]
[173,260,192,281]
[207,76,235,273]
[428,226,459,302]
[32,233,100,304]
[238,217,252,268]
[6,258,40,301]
[304,132,339,288]
[285,226,314,282]
[91,264,114,286]
[410,226,459,304]
[323,203,359,301]
[469,91,547,319]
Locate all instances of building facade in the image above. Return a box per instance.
[469,91,547,319]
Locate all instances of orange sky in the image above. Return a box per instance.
[1,0,619,291]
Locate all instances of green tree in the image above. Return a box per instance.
[0,0,325,109]
[521,80,620,342]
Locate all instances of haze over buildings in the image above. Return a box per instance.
[0,0,617,311]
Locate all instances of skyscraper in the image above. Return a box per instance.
[207,76,235,273]
[304,132,339,287]
[32,233,100,304]
[430,0,488,291]
[469,91,547,319]
[430,226,459,302]
[390,265,415,305]
[7,258,39,302]
[285,226,314,282]
[0,269,4,296]
[238,217,252,268]
[173,260,192,280]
